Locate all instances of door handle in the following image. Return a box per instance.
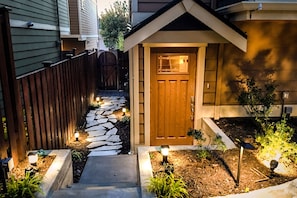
[190,96,195,120]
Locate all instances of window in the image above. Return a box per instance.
[157,54,188,74]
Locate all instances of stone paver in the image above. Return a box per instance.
[85,96,127,157]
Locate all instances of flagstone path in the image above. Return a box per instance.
[85,96,127,157]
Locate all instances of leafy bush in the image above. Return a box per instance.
[5,172,43,198]
[148,172,188,198]
[237,77,277,126]
[213,135,227,152]
[72,150,83,162]
[196,149,211,160]
[187,128,205,146]
[256,118,297,163]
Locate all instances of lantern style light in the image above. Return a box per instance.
[28,151,38,166]
[75,131,79,141]
[161,145,170,164]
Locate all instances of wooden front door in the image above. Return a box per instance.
[150,48,196,145]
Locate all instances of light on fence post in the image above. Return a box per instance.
[75,131,79,141]
[161,145,170,165]
[28,151,38,166]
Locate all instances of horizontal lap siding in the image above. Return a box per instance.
[220,21,297,105]
[69,0,79,34]
[80,0,98,35]
[0,0,61,76]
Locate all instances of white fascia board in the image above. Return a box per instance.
[216,2,297,15]
[143,31,228,44]
[124,2,186,52]
[188,1,247,52]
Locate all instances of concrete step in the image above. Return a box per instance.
[51,186,141,198]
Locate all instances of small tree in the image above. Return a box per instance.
[237,77,277,128]
[100,1,130,50]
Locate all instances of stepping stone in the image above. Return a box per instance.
[88,150,118,157]
[106,128,118,136]
[102,111,113,116]
[86,111,96,117]
[85,125,105,132]
[106,135,120,142]
[86,141,107,149]
[90,145,122,151]
[107,114,117,119]
[107,142,122,146]
[86,121,99,128]
[86,116,95,123]
[97,118,108,124]
[87,130,106,137]
[101,122,114,129]
[109,118,117,123]
[87,135,110,142]
[95,115,105,120]
[95,110,104,115]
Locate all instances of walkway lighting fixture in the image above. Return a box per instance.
[28,151,38,166]
[96,96,100,104]
[122,108,127,116]
[75,131,79,141]
[161,145,170,164]
[236,140,255,186]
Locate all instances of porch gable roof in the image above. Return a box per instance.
[124,0,247,52]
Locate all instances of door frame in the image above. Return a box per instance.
[142,43,207,145]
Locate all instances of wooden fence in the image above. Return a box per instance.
[0,49,97,165]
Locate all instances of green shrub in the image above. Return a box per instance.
[5,172,43,198]
[187,128,205,146]
[148,172,188,198]
[237,77,277,126]
[196,149,211,160]
[256,117,297,163]
[72,150,83,162]
[213,135,227,152]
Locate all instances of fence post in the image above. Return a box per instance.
[0,7,26,166]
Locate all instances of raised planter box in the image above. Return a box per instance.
[36,149,73,198]
[137,118,297,198]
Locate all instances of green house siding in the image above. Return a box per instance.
[0,0,64,76]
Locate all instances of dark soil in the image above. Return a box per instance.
[150,117,297,197]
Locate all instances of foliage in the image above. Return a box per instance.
[237,77,277,126]
[121,115,130,123]
[100,1,130,50]
[213,135,227,152]
[255,117,297,163]
[187,128,205,146]
[196,149,211,160]
[148,172,188,198]
[72,150,83,162]
[5,172,42,198]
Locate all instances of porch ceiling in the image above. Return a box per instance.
[124,0,247,52]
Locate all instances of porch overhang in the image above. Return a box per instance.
[124,0,247,52]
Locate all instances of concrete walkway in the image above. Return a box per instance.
[52,155,141,198]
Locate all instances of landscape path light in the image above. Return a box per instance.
[122,107,127,116]
[236,140,255,186]
[75,131,79,141]
[96,96,100,104]
[161,145,170,165]
[28,151,38,166]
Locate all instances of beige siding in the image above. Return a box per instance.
[203,44,218,105]
[220,21,297,105]
[139,46,145,144]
